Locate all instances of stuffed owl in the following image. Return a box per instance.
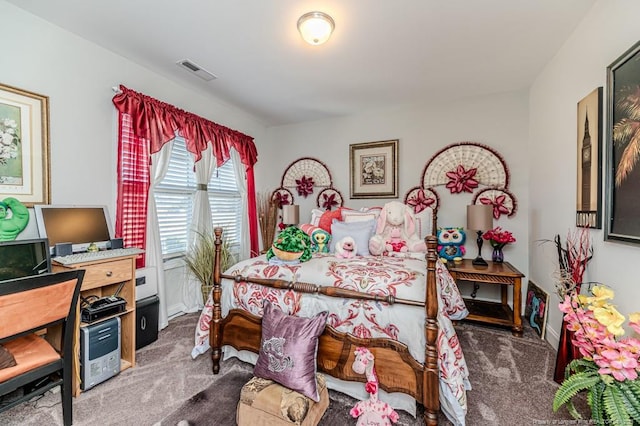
[437,227,466,261]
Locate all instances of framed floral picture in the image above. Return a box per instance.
[0,83,50,206]
[605,41,640,244]
[349,139,398,199]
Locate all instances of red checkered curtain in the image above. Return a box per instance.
[112,85,259,261]
[115,114,150,268]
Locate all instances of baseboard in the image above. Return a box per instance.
[545,325,560,350]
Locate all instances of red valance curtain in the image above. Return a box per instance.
[113,85,259,263]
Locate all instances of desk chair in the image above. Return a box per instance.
[0,270,85,426]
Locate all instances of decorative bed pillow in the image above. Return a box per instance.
[341,209,378,223]
[310,209,325,227]
[0,345,16,370]
[317,208,342,233]
[415,207,433,239]
[254,301,328,402]
[329,218,376,256]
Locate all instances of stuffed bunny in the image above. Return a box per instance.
[369,201,426,255]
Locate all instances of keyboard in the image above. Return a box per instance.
[53,247,144,265]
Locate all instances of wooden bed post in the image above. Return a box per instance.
[210,227,223,374]
[424,235,439,425]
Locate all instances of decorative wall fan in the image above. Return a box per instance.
[404,142,517,220]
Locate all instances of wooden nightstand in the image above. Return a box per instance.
[446,259,524,336]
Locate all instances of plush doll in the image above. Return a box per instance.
[0,197,29,241]
[385,227,407,253]
[437,227,466,261]
[369,201,426,256]
[310,228,331,253]
[266,226,312,263]
[349,347,399,425]
[335,236,357,259]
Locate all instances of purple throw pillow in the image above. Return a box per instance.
[254,301,328,402]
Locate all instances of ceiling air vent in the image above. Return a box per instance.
[176,59,217,81]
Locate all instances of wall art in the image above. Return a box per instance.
[349,139,398,199]
[525,280,549,339]
[576,87,603,229]
[0,83,50,205]
[605,41,640,243]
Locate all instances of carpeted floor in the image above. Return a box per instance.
[0,313,587,425]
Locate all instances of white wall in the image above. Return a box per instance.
[529,0,640,346]
[264,91,530,302]
[1,1,267,315]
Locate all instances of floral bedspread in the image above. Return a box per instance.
[192,253,471,425]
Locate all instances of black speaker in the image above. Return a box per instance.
[109,238,124,250]
[54,242,73,257]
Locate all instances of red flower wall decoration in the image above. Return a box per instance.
[479,194,510,219]
[445,166,478,194]
[474,188,517,220]
[321,192,339,210]
[406,189,435,213]
[272,191,291,209]
[295,175,315,197]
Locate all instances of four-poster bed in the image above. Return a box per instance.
[193,210,470,426]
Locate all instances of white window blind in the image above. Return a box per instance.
[154,138,241,258]
[208,159,241,250]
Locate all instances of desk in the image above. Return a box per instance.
[446,259,524,336]
[52,254,137,396]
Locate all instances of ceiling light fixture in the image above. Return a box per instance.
[297,11,335,46]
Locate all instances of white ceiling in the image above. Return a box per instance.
[9,0,596,126]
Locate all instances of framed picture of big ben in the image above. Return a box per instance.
[576,87,602,229]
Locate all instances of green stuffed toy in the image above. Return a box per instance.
[267,226,312,263]
[0,197,29,241]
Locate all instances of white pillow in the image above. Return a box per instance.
[414,207,433,238]
[310,208,325,226]
[342,209,378,223]
[329,219,376,256]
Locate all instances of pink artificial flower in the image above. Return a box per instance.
[618,337,640,355]
[629,312,640,335]
[559,295,575,314]
[595,348,639,381]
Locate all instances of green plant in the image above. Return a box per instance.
[184,230,236,303]
[553,285,640,424]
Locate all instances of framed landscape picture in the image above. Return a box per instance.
[605,40,640,244]
[576,87,602,229]
[0,83,50,206]
[349,139,398,199]
[525,280,549,339]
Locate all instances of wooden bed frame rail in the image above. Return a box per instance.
[209,227,440,425]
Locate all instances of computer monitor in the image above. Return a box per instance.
[0,238,52,282]
[34,205,114,253]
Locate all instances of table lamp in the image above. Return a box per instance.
[282,205,300,227]
[466,204,493,266]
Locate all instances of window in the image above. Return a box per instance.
[154,138,241,259]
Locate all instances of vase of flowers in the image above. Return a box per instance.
[553,285,640,423]
[482,227,516,263]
